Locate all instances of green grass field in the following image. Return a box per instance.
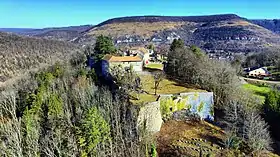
[145,63,164,70]
[242,83,271,103]
[130,74,205,104]
[140,74,204,95]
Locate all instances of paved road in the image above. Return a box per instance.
[242,77,280,85]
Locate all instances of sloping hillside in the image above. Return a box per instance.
[0,32,78,85]
[77,14,280,53]
[251,19,280,34]
[0,25,93,41]
[2,14,280,53]
[156,120,279,157]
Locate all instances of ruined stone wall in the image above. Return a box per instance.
[181,92,214,120]
[137,101,163,133]
[160,92,214,121]
[137,92,214,133]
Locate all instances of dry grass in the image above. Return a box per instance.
[156,120,226,156]
[88,22,188,38]
[229,20,256,26]
[156,120,224,146]
[156,120,279,157]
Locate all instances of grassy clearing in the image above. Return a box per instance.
[140,74,204,95]
[130,74,205,104]
[242,83,271,103]
[145,63,163,70]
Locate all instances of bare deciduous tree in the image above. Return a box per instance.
[224,101,272,155]
[244,112,272,155]
[0,90,23,157]
[166,47,240,108]
[153,72,164,95]
[0,59,156,157]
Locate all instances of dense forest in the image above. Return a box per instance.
[251,19,280,34]
[0,32,78,83]
[0,35,157,157]
[0,57,153,157]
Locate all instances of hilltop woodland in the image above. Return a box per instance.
[0,36,277,156]
[0,32,78,83]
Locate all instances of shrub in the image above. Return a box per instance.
[197,102,204,112]
[224,132,242,150]
[177,99,186,111]
[151,144,157,157]
[47,93,63,118]
[160,98,171,118]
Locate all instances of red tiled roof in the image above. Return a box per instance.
[103,55,142,62]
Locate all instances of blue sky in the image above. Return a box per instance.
[1,0,280,28]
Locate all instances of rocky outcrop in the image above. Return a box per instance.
[2,15,280,53]
[81,14,280,53]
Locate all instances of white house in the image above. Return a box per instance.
[130,47,150,65]
[248,67,270,77]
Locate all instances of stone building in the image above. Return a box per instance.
[103,55,143,72]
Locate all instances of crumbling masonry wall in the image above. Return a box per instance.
[137,92,214,133]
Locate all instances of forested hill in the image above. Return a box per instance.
[1,14,280,53]
[0,31,78,85]
[251,19,280,34]
[77,14,280,53]
[0,25,93,41]
[96,14,243,25]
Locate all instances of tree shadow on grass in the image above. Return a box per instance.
[254,91,267,97]
[172,83,201,90]
[143,67,162,73]
[165,75,202,90]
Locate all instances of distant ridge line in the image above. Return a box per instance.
[96,14,243,26]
